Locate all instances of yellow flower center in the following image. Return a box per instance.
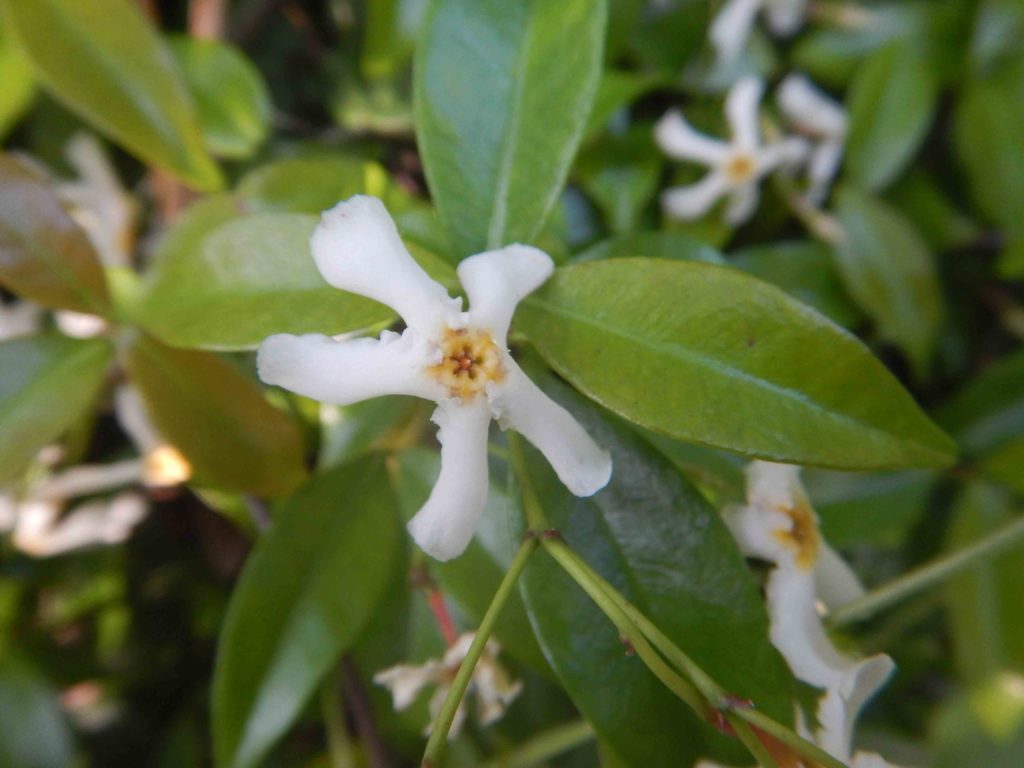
[430,327,504,399]
[724,152,757,183]
[771,498,820,571]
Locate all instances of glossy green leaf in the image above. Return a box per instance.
[0,154,110,315]
[414,0,607,254]
[0,0,221,189]
[168,36,271,160]
[137,212,393,350]
[846,42,938,190]
[515,376,792,766]
[946,483,1024,683]
[0,334,112,485]
[517,258,955,469]
[124,335,307,496]
[236,156,394,215]
[576,231,724,264]
[0,657,74,768]
[212,455,401,768]
[833,186,943,374]
[0,25,34,138]
[954,59,1024,230]
[731,240,862,329]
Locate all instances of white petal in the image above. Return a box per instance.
[310,196,461,337]
[816,654,896,761]
[745,460,803,509]
[488,361,611,497]
[765,0,808,36]
[725,182,760,224]
[15,492,147,557]
[709,0,763,63]
[654,110,730,165]
[373,661,444,711]
[458,245,553,346]
[723,501,793,563]
[778,74,848,138]
[765,566,849,690]
[759,136,812,173]
[815,542,866,610]
[407,401,492,561]
[806,139,844,204]
[726,77,765,150]
[257,330,444,405]
[55,311,108,339]
[115,385,163,455]
[661,173,730,220]
[33,460,144,502]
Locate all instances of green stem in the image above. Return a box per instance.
[481,720,594,768]
[421,536,539,767]
[829,513,1024,627]
[727,715,780,768]
[736,709,848,768]
[321,674,359,768]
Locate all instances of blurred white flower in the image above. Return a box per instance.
[114,385,191,488]
[1,456,147,558]
[55,309,109,339]
[0,300,41,341]
[654,78,807,225]
[373,632,523,737]
[714,460,903,767]
[58,133,138,269]
[710,0,808,64]
[778,74,848,205]
[258,195,611,561]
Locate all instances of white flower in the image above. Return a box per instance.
[719,461,901,767]
[114,385,192,488]
[373,632,523,737]
[654,78,807,225]
[57,133,138,269]
[0,300,41,341]
[778,74,848,205]
[1,454,147,557]
[257,195,612,561]
[710,0,808,64]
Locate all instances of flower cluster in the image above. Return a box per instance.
[654,75,847,225]
[258,195,612,561]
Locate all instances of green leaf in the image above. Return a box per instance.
[833,186,944,374]
[168,36,271,160]
[954,59,1024,231]
[576,128,663,235]
[0,0,221,190]
[517,258,955,469]
[731,240,862,329]
[0,657,74,768]
[515,376,792,766]
[414,0,607,254]
[576,231,724,264]
[212,455,401,768]
[137,211,394,350]
[846,42,938,190]
[0,334,112,485]
[0,24,34,139]
[236,156,395,215]
[0,153,110,315]
[583,69,666,140]
[931,685,1024,768]
[946,483,1024,683]
[124,335,307,496]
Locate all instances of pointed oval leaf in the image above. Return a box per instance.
[517,258,955,469]
[123,335,307,496]
[0,26,35,139]
[137,212,394,350]
[415,0,607,254]
[0,334,112,485]
[168,36,272,160]
[0,154,110,315]
[0,0,221,190]
[515,376,793,766]
[834,186,944,374]
[212,455,401,768]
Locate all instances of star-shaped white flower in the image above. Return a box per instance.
[654,78,807,225]
[778,73,848,205]
[710,0,808,64]
[718,461,902,767]
[257,196,612,561]
[373,632,523,737]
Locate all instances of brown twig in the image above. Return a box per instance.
[340,655,394,768]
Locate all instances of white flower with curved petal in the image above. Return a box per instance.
[778,74,848,204]
[373,632,523,737]
[258,195,612,561]
[654,78,808,225]
[710,0,808,64]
